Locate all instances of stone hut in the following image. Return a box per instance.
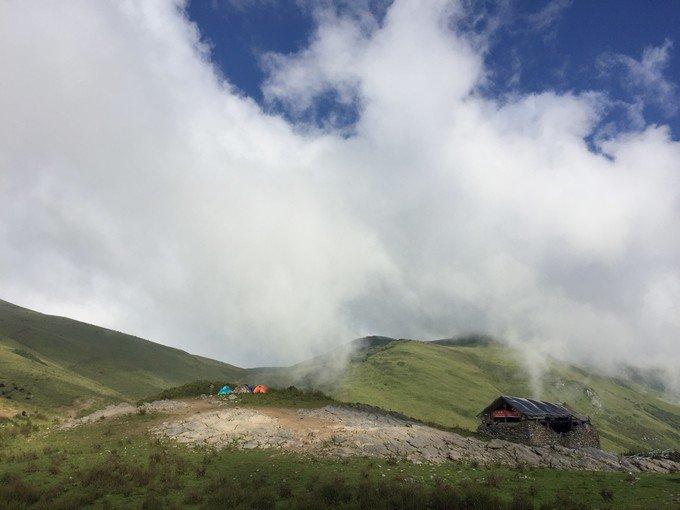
[477,395,599,448]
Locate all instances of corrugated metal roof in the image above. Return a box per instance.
[479,395,577,419]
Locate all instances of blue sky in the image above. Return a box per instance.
[188,0,680,138]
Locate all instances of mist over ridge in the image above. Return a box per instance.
[1,1,679,395]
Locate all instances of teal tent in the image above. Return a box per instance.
[217,385,232,396]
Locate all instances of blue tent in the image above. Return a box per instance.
[217,385,232,396]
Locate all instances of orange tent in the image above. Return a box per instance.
[253,384,269,394]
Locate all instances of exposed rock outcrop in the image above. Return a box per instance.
[152,404,680,474]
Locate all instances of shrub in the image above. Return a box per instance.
[278,481,293,498]
[141,492,165,510]
[142,380,237,403]
[459,486,503,510]
[485,471,504,488]
[23,462,39,474]
[318,476,352,505]
[130,465,153,487]
[249,488,276,510]
[48,460,61,475]
[52,488,102,509]
[18,420,36,437]
[156,466,182,491]
[304,473,320,492]
[552,489,590,510]
[201,480,247,509]
[379,479,428,509]
[183,488,203,505]
[77,464,127,490]
[0,477,42,506]
[429,480,463,510]
[149,450,163,465]
[0,421,20,442]
[510,491,534,510]
[15,451,38,463]
[600,487,614,502]
[76,454,135,496]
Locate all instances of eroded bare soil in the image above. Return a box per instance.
[60,399,189,429]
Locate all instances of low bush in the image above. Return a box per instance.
[318,475,353,505]
[183,487,203,505]
[141,380,237,403]
[140,380,335,408]
[140,492,166,510]
[509,491,534,510]
[201,478,248,508]
[278,481,293,498]
[249,487,276,510]
[0,476,42,506]
[485,471,504,488]
[600,486,614,502]
[551,488,590,510]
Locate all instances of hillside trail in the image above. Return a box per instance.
[145,398,680,474]
[62,397,96,419]
[60,399,190,429]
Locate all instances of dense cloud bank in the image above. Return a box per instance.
[1,1,678,393]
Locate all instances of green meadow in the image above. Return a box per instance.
[1,399,679,509]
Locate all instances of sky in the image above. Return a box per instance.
[1,1,679,393]
[188,0,680,136]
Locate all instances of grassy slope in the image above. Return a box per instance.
[0,334,123,412]
[2,296,678,452]
[334,340,680,453]
[0,299,245,409]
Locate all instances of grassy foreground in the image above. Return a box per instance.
[1,400,679,509]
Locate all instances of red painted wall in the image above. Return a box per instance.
[492,409,521,419]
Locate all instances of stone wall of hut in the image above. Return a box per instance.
[477,419,600,449]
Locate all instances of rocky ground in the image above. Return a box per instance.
[151,402,680,474]
[60,399,188,429]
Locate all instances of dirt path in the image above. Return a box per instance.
[62,398,96,419]
[60,399,189,429]
[151,402,680,474]
[0,404,16,419]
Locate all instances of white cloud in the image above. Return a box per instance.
[526,0,572,33]
[0,0,679,395]
[599,39,678,117]
[261,5,372,116]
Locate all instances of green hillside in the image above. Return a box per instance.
[2,298,678,453]
[332,339,680,453]
[0,299,244,411]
